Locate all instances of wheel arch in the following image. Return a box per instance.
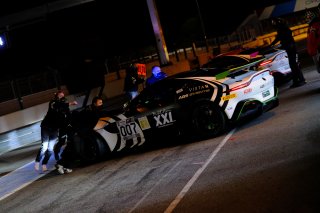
[187,99,227,140]
[73,130,111,164]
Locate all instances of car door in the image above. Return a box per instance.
[126,80,181,143]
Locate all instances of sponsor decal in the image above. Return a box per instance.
[179,88,210,100]
[244,88,252,94]
[221,93,237,101]
[176,88,183,94]
[189,89,210,97]
[227,106,233,111]
[188,84,209,92]
[178,94,189,100]
[153,110,175,127]
[138,116,151,130]
[262,90,270,98]
[117,118,140,141]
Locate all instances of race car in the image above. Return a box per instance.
[203,45,293,86]
[71,66,279,163]
[239,46,293,85]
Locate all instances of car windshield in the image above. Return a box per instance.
[124,79,177,115]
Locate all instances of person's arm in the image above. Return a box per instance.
[68,100,78,106]
[270,33,280,47]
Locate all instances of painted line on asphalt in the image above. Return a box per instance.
[0,161,47,201]
[164,128,237,213]
[128,160,182,213]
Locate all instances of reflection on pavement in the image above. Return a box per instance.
[0,122,41,156]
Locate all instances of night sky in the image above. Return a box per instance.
[0,0,290,92]
[0,0,290,56]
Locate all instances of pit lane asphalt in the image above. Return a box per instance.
[0,49,319,210]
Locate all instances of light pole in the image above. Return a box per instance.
[195,0,209,52]
[146,0,170,66]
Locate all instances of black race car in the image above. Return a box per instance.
[71,66,279,163]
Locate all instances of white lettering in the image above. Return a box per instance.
[154,115,162,126]
[154,111,174,127]
[161,112,170,124]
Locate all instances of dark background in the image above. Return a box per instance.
[0,0,289,93]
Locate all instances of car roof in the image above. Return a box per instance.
[163,65,253,80]
[239,46,280,55]
[201,54,264,70]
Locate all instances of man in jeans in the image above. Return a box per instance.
[34,90,77,173]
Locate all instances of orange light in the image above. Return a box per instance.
[136,63,146,77]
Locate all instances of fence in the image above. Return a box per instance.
[0,69,60,102]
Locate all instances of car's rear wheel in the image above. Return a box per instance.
[191,103,226,139]
[73,130,110,164]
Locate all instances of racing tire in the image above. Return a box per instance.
[191,102,226,139]
[73,130,110,164]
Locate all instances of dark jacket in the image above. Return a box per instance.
[41,98,70,129]
[270,22,295,50]
[124,65,144,92]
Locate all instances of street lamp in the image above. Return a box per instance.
[195,0,209,52]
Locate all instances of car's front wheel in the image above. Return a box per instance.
[191,103,226,139]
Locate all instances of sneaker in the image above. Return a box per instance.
[34,162,39,171]
[55,164,65,175]
[64,168,73,174]
[42,165,48,172]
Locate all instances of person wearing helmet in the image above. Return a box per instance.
[270,18,306,88]
[146,66,168,87]
[306,4,320,73]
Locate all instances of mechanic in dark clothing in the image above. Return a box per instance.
[270,18,306,88]
[55,96,104,174]
[124,63,144,100]
[34,90,77,173]
[83,96,104,129]
[146,66,168,87]
[53,96,76,162]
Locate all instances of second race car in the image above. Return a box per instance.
[203,45,293,86]
[239,45,293,85]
